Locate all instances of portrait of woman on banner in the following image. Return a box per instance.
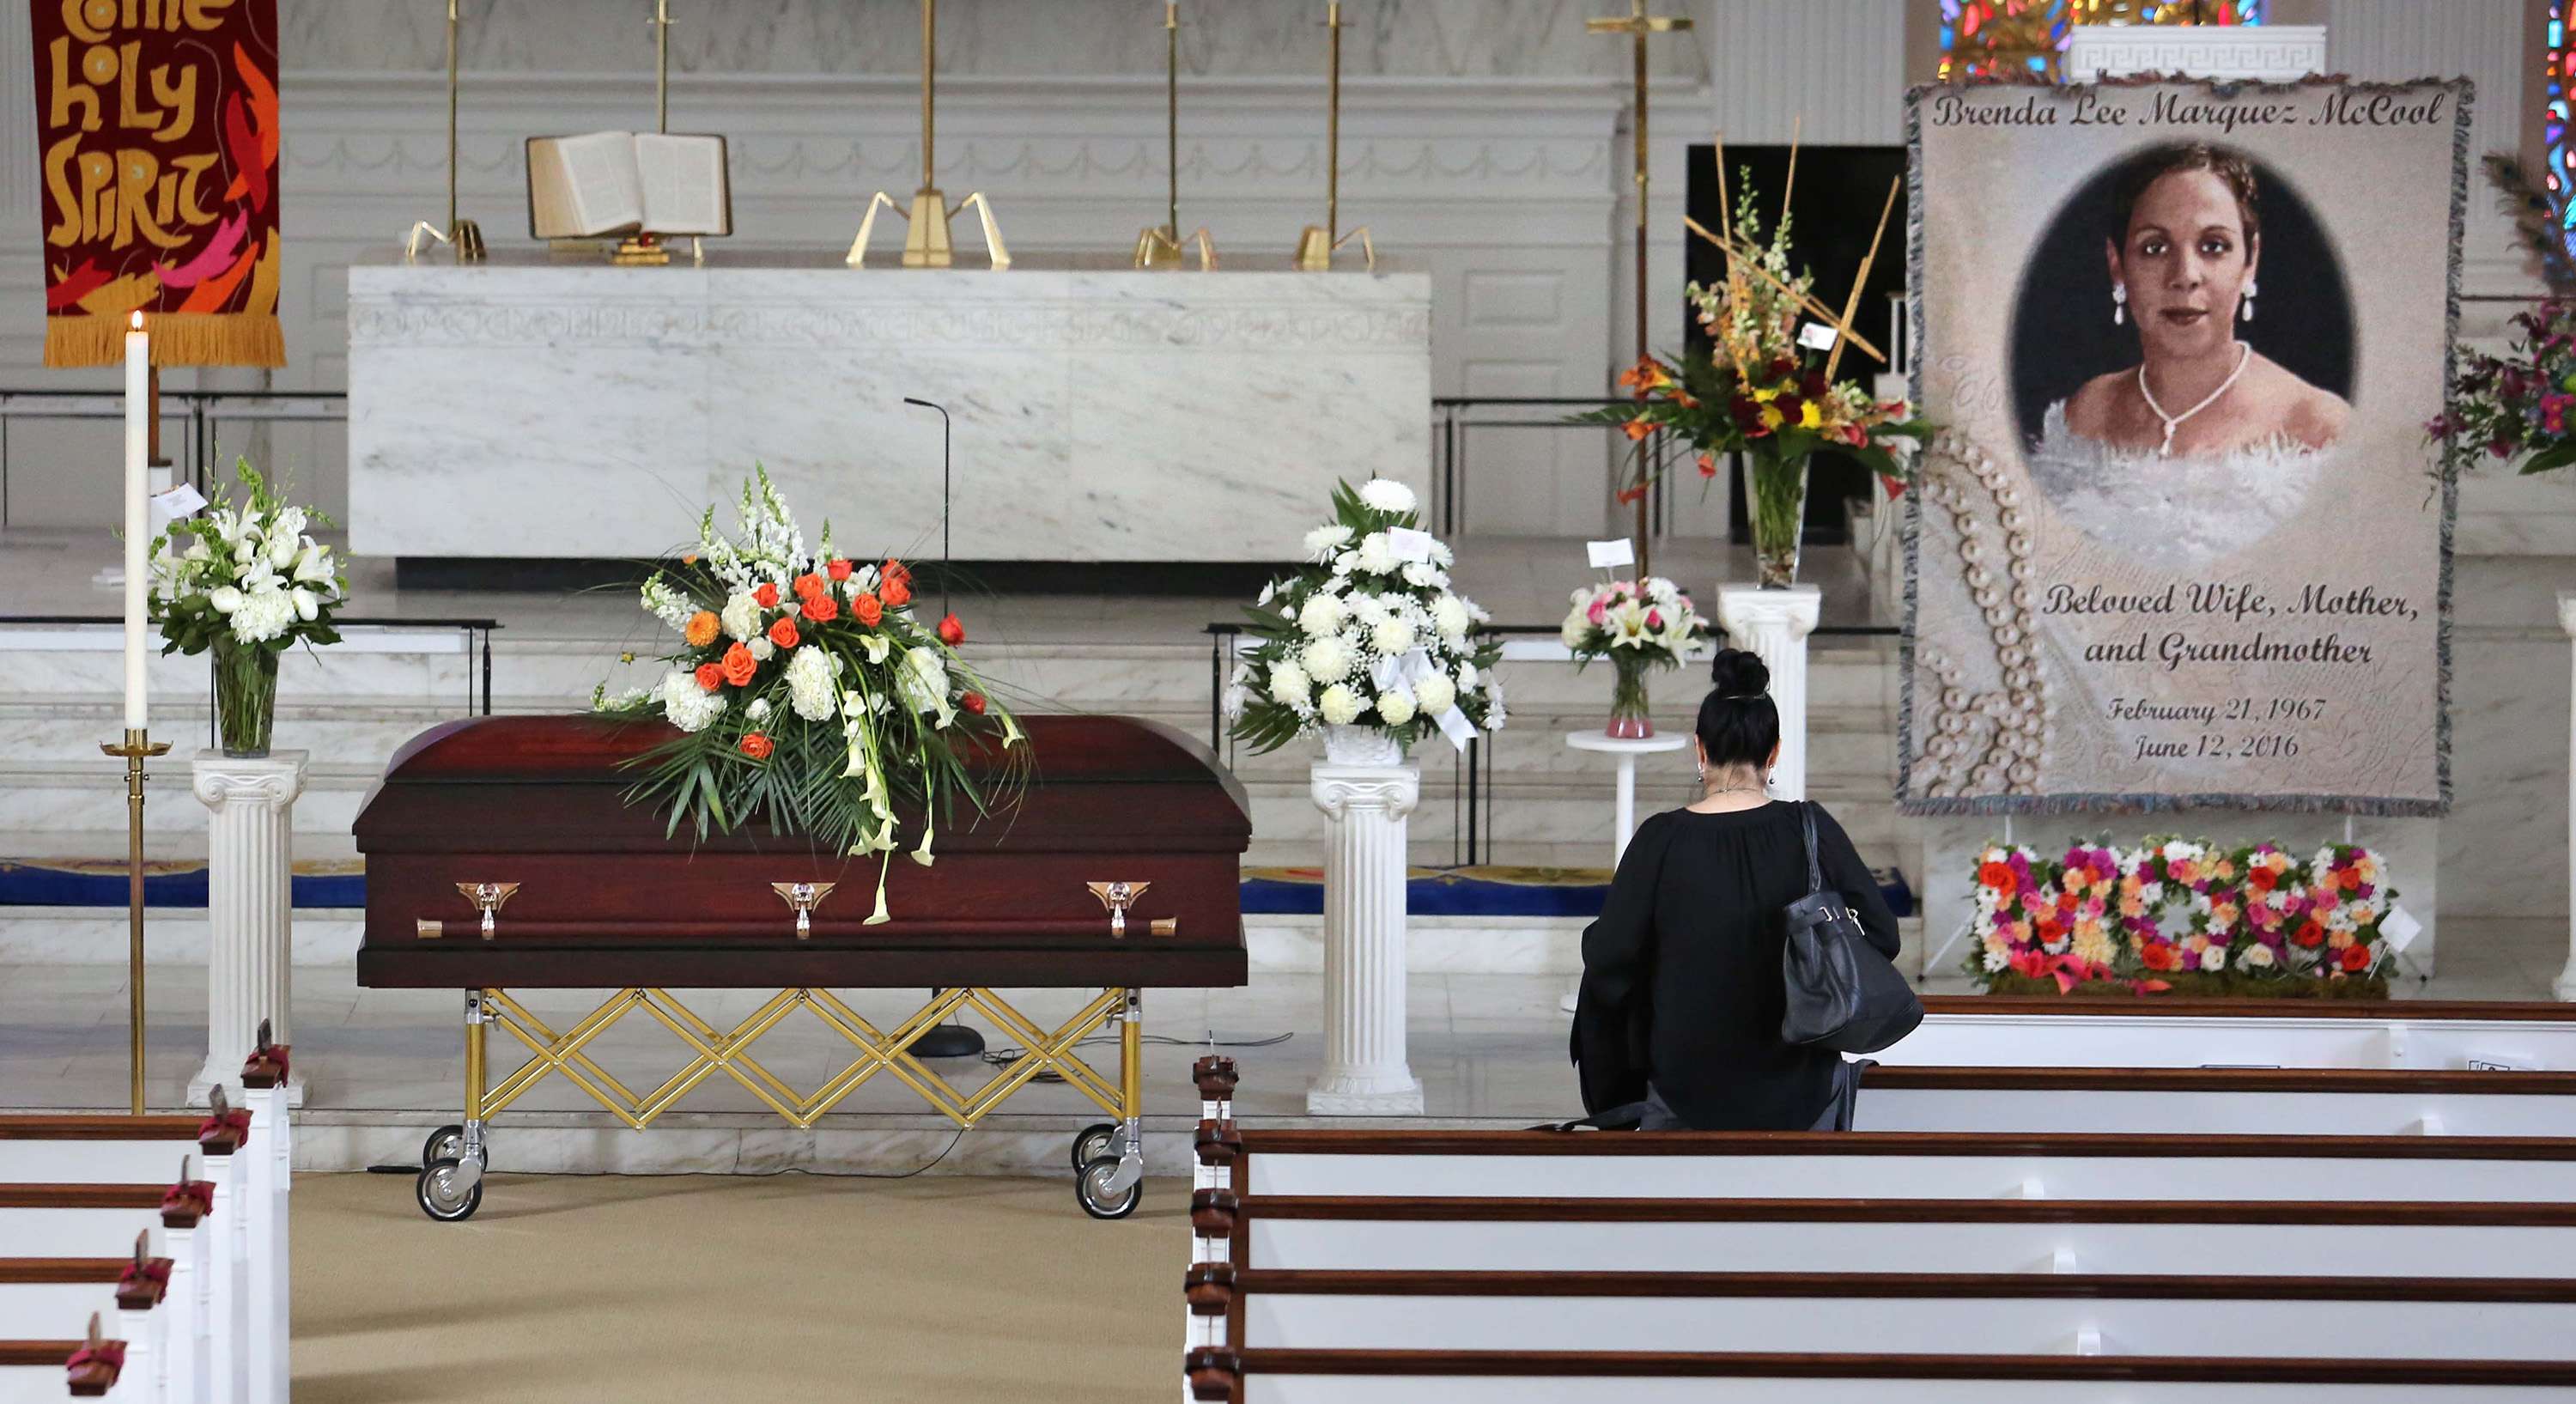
[2014,142,2356,567]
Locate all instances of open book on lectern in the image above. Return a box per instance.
[526,132,732,240]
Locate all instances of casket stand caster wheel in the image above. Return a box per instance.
[416,1157,483,1222]
[1076,1153,1143,1220]
[1072,1122,1117,1172]
[422,1123,486,1170]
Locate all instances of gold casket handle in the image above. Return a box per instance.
[454,882,520,940]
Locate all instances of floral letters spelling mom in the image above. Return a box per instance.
[1899,80,2467,815]
[29,0,284,367]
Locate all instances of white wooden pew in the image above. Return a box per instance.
[1856,1067,2576,1136]
[1890,998,2576,1072]
[1226,1128,2576,1203]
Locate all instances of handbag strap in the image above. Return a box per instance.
[1800,800,1824,896]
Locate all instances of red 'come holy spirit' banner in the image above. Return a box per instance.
[29,0,283,368]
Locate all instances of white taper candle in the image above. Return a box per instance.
[124,311,149,731]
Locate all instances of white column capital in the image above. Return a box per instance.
[2557,590,2576,638]
[1715,582,1823,640]
[1309,763,1422,823]
[190,751,309,809]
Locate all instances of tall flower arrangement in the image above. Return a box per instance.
[1571,168,1929,588]
[1225,479,1504,756]
[1560,577,1709,738]
[148,459,346,757]
[596,470,1024,923]
[2431,301,2576,474]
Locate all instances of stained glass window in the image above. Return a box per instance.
[1941,0,2263,82]
[2551,1,2576,261]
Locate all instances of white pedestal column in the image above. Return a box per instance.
[1307,741,1424,1115]
[188,752,307,1108]
[1716,584,1823,800]
[2559,593,2576,1000]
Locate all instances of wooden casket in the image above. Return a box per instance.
[352,712,1249,1221]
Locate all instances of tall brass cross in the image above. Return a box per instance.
[1589,0,1692,571]
[649,0,673,134]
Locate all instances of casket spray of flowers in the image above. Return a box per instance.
[596,469,1025,922]
[1224,478,1504,756]
[148,458,347,757]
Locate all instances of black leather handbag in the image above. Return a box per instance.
[1780,802,1923,1055]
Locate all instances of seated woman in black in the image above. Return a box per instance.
[1570,648,1903,1131]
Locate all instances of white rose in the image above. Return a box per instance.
[1358,478,1417,514]
[750,638,775,662]
[2198,945,2226,971]
[1414,674,1455,715]
[787,645,839,720]
[720,592,761,642]
[1434,595,1471,641]
[1316,683,1363,726]
[1299,593,1346,636]
[1268,659,1313,708]
[2242,944,2276,969]
[1370,617,1415,656]
[1376,688,1417,726]
[1301,635,1354,683]
[1303,525,1354,557]
[1354,533,1399,575]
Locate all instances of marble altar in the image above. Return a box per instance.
[345,252,1431,562]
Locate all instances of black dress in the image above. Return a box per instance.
[1570,801,1902,1131]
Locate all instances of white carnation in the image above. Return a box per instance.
[1316,684,1363,726]
[1434,595,1471,641]
[1301,635,1354,683]
[1304,525,1354,557]
[1414,674,1455,715]
[1354,533,1398,575]
[720,592,761,642]
[1376,688,1417,726]
[1358,479,1417,514]
[1370,617,1415,656]
[1298,593,1346,636]
[1456,661,1479,692]
[660,670,725,732]
[786,645,839,720]
[1268,659,1313,708]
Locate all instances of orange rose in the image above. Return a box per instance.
[720,642,757,687]
[1978,861,2014,892]
[801,594,839,623]
[883,558,913,588]
[738,732,774,761]
[827,558,854,581]
[694,663,724,692]
[792,573,826,601]
[2339,944,2372,972]
[754,581,780,609]
[683,611,720,647]
[882,575,912,610]
[768,616,800,650]
[851,592,883,627]
[938,612,965,647]
[962,691,987,715]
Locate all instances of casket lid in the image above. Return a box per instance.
[355,713,1249,854]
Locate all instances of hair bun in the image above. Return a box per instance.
[1710,647,1770,697]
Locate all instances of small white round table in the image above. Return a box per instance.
[1559,730,1691,1012]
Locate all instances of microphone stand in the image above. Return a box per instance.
[901,396,982,1059]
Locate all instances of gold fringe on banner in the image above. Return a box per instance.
[45,315,286,370]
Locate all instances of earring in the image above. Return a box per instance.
[2111,284,2126,326]
[2240,280,2257,323]
[1695,759,1707,783]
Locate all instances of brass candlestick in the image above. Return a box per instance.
[1134,1,1218,270]
[406,0,485,261]
[848,0,1009,270]
[1292,1,1371,270]
[100,729,170,1115]
[1587,0,1692,576]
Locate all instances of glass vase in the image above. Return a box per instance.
[1746,443,1810,590]
[1607,655,1654,739]
[214,641,278,758]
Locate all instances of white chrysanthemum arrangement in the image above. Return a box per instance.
[1225,478,1504,753]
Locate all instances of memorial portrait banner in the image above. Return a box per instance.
[1899,78,2465,815]
[29,0,283,367]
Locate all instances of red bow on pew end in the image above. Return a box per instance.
[162,1180,215,1218]
[65,1340,126,1392]
[242,1041,292,1085]
[197,1108,252,1142]
[118,1258,173,1292]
